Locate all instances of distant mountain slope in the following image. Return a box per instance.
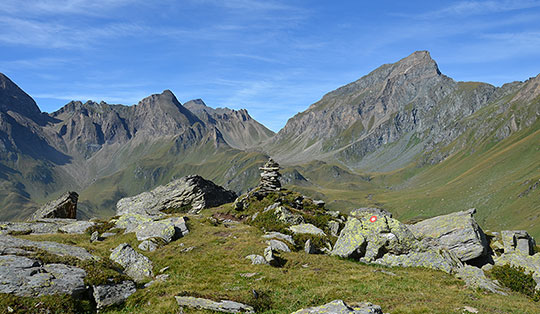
[184,99,274,150]
[0,75,270,220]
[267,51,534,172]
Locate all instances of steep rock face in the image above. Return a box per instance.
[267,51,535,171]
[0,73,43,123]
[184,99,274,149]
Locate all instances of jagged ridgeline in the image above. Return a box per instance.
[0,50,538,239]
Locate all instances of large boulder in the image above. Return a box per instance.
[116,175,237,216]
[332,209,416,261]
[292,299,383,314]
[175,296,254,313]
[92,280,137,309]
[408,208,488,262]
[0,235,96,260]
[110,243,154,282]
[501,230,536,256]
[30,192,79,220]
[374,249,463,274]
[0,255,87,297]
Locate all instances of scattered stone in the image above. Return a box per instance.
[264,246,284,267]
[257,158,282,193]
[372,269,397,276]
[0,255,87,297]
[289,224,326,236]
[159,266,170,273]
[501,230,536,255]
[266,239,291,253]
[180,246,195,253]
[462,306,479,313]
[101,232,117,238]
[175,296,254,313]
[92,280,136,309]
[240,272,258,278]
[262,232,295,245]
[90,231,100,242]
[116,175,237,216]
[59,220,95,234]
[263,202,280,213]
[0,235,96,260]
[408,208,488,262]
[292,299,383,314]
[245,254,268,265]
[304,239,318,254]
[138,240,159,252]
[110,243,154,282]
[313,200,325,207]
[30,191,79,220]
[455,265,507,295]
[274,206,305,225]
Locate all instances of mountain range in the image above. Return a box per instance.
[1,51,538,236]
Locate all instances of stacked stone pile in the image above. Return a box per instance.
[258,158,281,193]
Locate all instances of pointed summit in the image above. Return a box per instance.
[0,73,42,121]
[395,50,441,75]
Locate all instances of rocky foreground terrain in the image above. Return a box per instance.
[1,161,539,313]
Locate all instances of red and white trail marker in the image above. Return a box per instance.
[369,215,377,223]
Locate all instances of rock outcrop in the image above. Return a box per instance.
[110,243,154,282]
[175,296,254,313]
[92,281,137,309]
[31,192,79,220]
[0,234,96,260]
[116,175,237,216]
[292,299,383,314]
[408,208,487,262]
[501,230,536,256]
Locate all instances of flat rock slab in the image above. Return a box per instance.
[455,265,507,295]
[289,224,326,236]
[408,208,487,262]
[0,220,76,235]
[59,221,95,234]
[0,235,96,260]
[110,243,153,282]
[175,296,254,313]
[262,231,295,245]
[374,250,463,274]
[292,299,383,314]
[0,255,87,297]
[93,280,136,309]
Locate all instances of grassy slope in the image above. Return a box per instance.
[11,208,539,314]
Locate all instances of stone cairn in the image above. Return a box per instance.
[258,158,282,193]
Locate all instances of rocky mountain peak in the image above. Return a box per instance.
[0,72,42,122]
[394,50,441,75]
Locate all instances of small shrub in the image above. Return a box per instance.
[291,233,329,252]
[490,264,540,301]
[248,210,289,234]
[7,230,32,236]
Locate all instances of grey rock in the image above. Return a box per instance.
[135,220,176,243]
[374,249,463,274]
[31,191,78,220]
[0,235,96,260]
[289,223,326,236]
[263,246,284,267]
[292,299,383,314]
[0,219,76,235]
[116,175,237,216]
[245,254,268,265]
[501,230,536,255]
[455,265,507,295]
[266,239,291,252]
[110,243,153,282]
[313,200,325,207]
[115,213,156,233]
[408,208,488,262]
[328,221,340,237]
[175,296,254,313]
[274,206,305,225]
[138,240,159,252]
[304,239,317,254]
[0,255,87,297]
[92,280,136,309]
[90,231,100,242]
[59,220,95,234]
[263,202,280,213]
[351,207,393,218]
[262,231,295,245]
[101,232,117,238]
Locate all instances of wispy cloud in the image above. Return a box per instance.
[0,0,139,16]
[402,0,540,19]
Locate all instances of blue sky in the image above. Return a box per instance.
[1,0,540,131]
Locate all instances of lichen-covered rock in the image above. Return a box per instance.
[0,219,77,235]
[31,191,79,220]
[292,299,383,314]
[92,280,136,309]
[408,208,487,262]
[0,255,87,297]
[59,221,95,234]
[135,220,176,243]
[266,239,291,252]
[455,265,507,295]
[115,213,155,233]
[262,231,295,245]
[373,249,463,274]
[245,254,268,265]
[501,230,536,255]
[175,296,254,313]
[138,240,159,252]
[0,235,96,260]
[332,209,415,261]
[289,224,326,236]
[116,175,237,216]
[328,221,341,237]
[110,243,153,282]
[274,206,305,225]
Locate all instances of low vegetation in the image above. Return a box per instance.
[489,265,540,302]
